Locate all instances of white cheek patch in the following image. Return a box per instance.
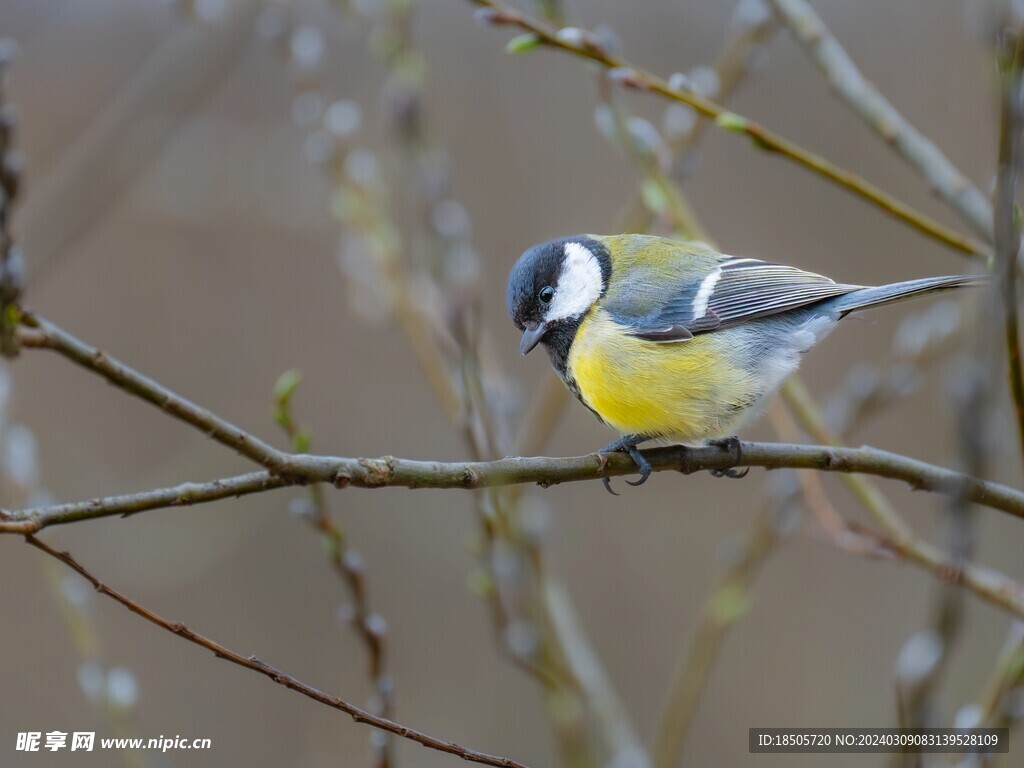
[547,242,603,321]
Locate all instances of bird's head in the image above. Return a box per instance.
[507,235,611,355]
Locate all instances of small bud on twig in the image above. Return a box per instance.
[607,67,647,90]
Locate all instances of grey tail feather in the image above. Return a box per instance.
[825,274,988,316]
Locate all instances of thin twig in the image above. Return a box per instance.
[470,0,990,259]
[840,521,1024,622]
[274,373,395,768]
[18,315,292,473]
[22,535,529,768]
[654,497,788,768]
[766,0,994,241]
[977,621,1024,725]
[671,5,779,161]
[596,75,712,243]
[0,471,286,532]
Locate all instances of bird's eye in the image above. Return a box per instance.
[539,286,555,304]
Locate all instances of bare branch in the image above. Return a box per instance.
[2,439,1024,534]
[470,0,990,259]
[18,314,292,473]
[0,471,286,533]
[766,0,994,241]
[23,535,530,768]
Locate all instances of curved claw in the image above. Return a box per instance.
[624,446,652,486]
[598,434,650,493]
[707,436,748,480]
[709,466,750,479]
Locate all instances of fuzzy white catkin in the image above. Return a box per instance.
[194,0,228,24]
[3,424,38,490]
[607,746,652,768]
[593,104,618,144]
[895,629,944,686]
[106,667,139,709]
[662,103,697,141]
[77,663,105,703]
[324,100,362,139]
[954,704,983,729]
[432,199,472,240]
[688,65,720,99]
[61,574,92,608]
[732,0,772,30]
[289,25,325,70]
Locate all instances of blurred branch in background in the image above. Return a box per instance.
[18,2,258,283]
[995,21,1024,469]
[565,1,1024,757]
[270,2,646,764]
[0,46,151,768]
[616,0,779,239]
[654,476,798,768]
[766,0,994,242]
[274,370,395,768]
[974,620,1024,736]
[3,2,1024,767]
[0,39,24,358]
[595,71,713,244]
[945,11,1024,757]
[823,301,964,438]
[568,4,1010,757]
[0,369,151,768]
[18,312,295,473]
[471,0,991,260]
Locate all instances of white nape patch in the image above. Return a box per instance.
[546,242,603,321]
[692,267,721,318]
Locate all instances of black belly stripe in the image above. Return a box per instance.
[542,316,607,426]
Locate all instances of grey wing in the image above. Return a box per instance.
[627,257,862,342]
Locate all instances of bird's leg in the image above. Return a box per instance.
[598,434,652,494]
[707,436,749,479]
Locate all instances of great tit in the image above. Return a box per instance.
[507,234,982,490]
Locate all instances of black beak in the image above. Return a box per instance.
[520,322,547,355]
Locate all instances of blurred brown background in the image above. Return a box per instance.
[0,1,1020,767]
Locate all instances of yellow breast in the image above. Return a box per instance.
[566,309,758,441]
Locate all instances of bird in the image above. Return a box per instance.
[506,234,984,493]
